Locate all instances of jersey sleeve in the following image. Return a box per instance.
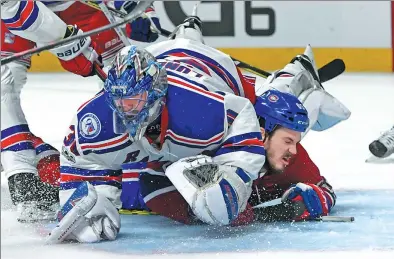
[212,94,266,180]
[1,1,67,44]
[59,113,124,209]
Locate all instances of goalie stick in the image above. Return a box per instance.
[81,1,345,84]
[252,198,354,222]
[0,1,153,66]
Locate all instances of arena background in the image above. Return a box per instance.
[29,1,394,73]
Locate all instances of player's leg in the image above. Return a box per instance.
[139,173,195,224]
[369,125,394,158]
[1,63,59,222]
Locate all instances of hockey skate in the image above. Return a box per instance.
[8,173,60,222]
[168,2,204,43]
[369,125,394,158]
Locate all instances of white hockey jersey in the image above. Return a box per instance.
[59,39,266,209]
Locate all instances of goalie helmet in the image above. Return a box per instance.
[104,45,168,141]
[254,89,309,133]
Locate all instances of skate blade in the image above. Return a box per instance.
[365,155,394,164]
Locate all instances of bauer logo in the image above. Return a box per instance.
[57,38,86,58]
[79,113,101,139]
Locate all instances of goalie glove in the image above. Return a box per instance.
[49,25,102,77]
[165,155,252,225]
[46,182,120,244]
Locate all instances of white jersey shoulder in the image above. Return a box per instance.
[147,39,246,97]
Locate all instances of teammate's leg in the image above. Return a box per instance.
[1,63,59,222]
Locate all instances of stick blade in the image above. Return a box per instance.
[318,59,346,83]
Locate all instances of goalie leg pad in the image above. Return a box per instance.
[47,181,120,244]
[46,182,97,244]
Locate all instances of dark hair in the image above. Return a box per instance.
[259,117,283,139]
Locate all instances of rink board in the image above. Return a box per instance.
[53,190,394,254]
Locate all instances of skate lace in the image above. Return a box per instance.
[379,127,394,151]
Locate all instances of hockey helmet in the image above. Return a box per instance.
[254,89,309,133]
[104,45,168,141]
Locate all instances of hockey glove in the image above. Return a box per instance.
[115,2,161,43]
[50,25,102,77]
[166,155,252,225]
[46,182,120,244]
[281,182,331,221]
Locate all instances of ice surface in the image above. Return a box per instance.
[2,72,394,259]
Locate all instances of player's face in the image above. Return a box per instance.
[264,127,301,174]
[114,91,148,118]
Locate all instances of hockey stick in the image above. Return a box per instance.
[1,1,153,66]
[253,198,355,222]
[97,2,130,47]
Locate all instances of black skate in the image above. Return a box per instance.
[369,126,394,158]
[8,173,60,223]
